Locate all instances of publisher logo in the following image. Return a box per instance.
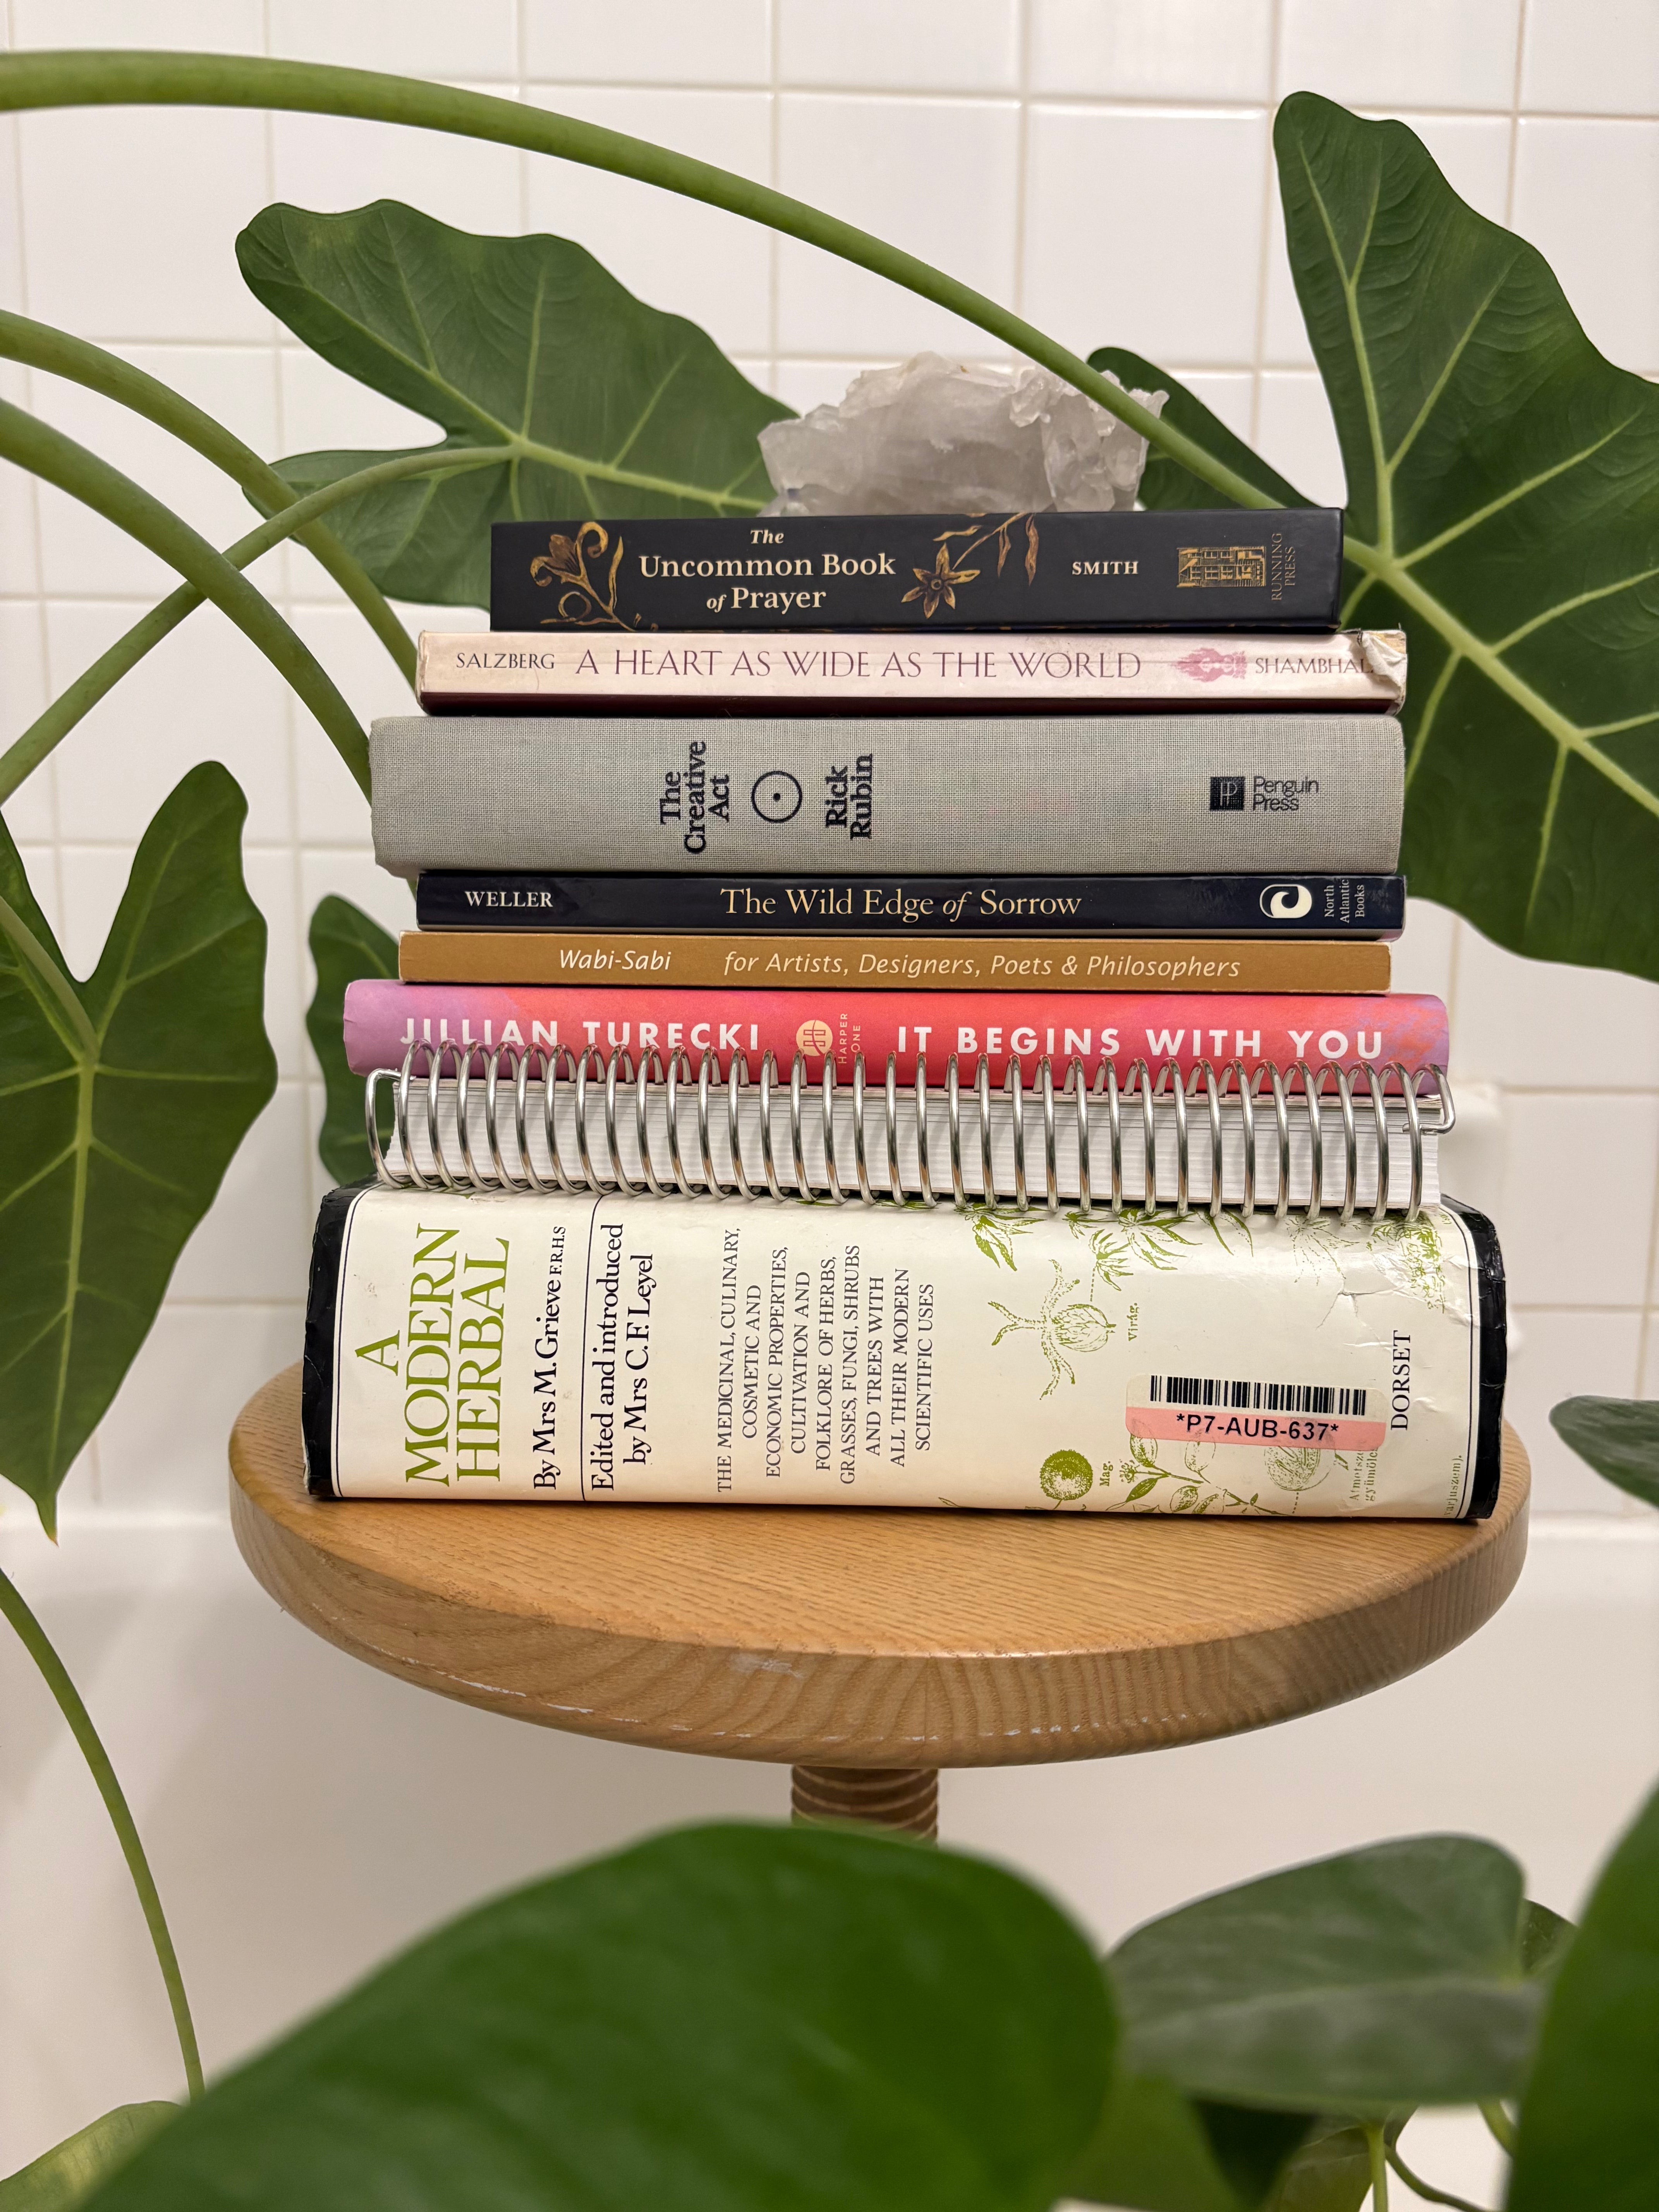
[751,771,803,823]
[1209,775,1246,811]
[795,1019,834,1055]
[1176,646,1247,684]
[1260,881,1313,919]
[1179,544,1268,589]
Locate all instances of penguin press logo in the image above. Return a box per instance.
[1259,882,1314,920]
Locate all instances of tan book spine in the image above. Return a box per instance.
[416,629,1407,713]
[398,932,1391,993]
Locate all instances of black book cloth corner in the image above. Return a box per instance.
[491,509,1345,632]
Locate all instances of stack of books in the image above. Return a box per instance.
[302,507,1505,1522]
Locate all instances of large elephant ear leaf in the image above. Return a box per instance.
[1274,92,1659,981]
[0,765,276,1534]
[237,200,792,609]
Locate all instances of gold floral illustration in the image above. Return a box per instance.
[529,520,636,628]
[902,543,981,618]
[900,514,1041,617]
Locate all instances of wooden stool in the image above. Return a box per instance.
[229,1369,1529,1841]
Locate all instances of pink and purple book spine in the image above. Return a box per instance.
[345,980,1448,1086]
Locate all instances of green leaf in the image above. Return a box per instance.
[1089,347,1307,514]
[0,2106,175,2210]
[1518,1898,1575,1980]
[1109,1836,1544,2115]
[1508,1781,1659,2210]
[1264,2119,1400,2212]
[1549,1395,1659,1507]
[1280,93,1659,980]
[237,200,792,608]
[1106,98,1659,984]
[0,766,276,1532]
[1068,2071,1310,2212]
[305,895,397,1185]
[83,1822,1113,2212]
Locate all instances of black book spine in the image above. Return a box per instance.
[491,510,1343,632]
[415,871,1406,938]
[301,1180,362,1498]
[1444,1198,1508,1521]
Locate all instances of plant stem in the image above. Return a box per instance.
[0,1564,204,2100]
[0,51,1279,513]
[0,396,371,796]
[0,444,499,803]
[1478,2100,1517,2155]
[1386,2142,1492,2212]
[0,307,415,685]
[0,888,96,1057]
[1364,2123,1389,2210]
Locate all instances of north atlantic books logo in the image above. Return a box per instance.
[1259,881,1314,919]
[1209,775,1245,811]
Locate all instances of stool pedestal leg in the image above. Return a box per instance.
[790,1764,938,1840]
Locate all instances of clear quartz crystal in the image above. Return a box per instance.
[758,352,1166,515]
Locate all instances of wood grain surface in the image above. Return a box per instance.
[230,1366,1529,1770]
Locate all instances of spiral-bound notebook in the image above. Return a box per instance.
[367,1044,1449,1215]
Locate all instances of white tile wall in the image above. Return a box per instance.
[0,0,1655,1559]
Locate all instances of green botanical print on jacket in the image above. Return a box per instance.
[989,1263,1113,1397]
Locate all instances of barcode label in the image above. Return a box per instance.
[1147,1375,1369,1417]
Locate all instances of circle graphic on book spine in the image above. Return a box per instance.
[751,771,804,823]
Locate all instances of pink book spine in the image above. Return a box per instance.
[344,981,1448,1085]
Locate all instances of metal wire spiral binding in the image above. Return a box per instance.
[366,1043,1453,1219]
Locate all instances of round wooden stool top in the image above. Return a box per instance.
[230,1367,1528,1771]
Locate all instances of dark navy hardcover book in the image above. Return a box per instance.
[414,871,1406,939]
[490,509,1344,632]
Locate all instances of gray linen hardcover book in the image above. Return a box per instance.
[369,714,1404,876]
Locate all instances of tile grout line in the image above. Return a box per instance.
[1506,0,1529,224]
[7,26,62,921]
[1249,0,1286,447]
[1009,0,1032,322]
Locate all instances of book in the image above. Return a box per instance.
[344,981,1449,1084]
[374,1051,1446,1214]
[414,871,1407,939]
[415,629,1405,715]
[302,1184,1503,1519]
[397,931,1391,994]
[489,510,1346,631]
[369,715,1405,878]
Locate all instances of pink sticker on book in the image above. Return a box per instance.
[1127,1405,1388,1451]
[1128,1371,1386,1451]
